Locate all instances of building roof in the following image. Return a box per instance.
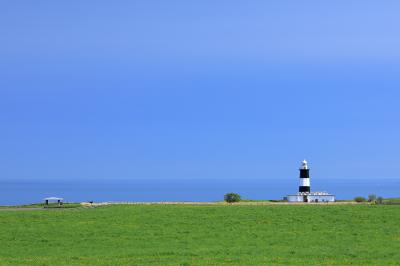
[287,191,335,196]
[43,197,63,201]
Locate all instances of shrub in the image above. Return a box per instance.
[354,196,366,203]
[224,193,241,203]
[368,194,377,202]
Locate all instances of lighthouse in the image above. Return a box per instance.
[299,160,310,193]
[285,160,336,202]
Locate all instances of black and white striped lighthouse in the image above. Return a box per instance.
[299,160,310,193]
[286,160,335,202]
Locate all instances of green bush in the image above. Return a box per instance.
[224,193,241,203]
[354,196,366,203]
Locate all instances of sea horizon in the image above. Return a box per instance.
[1,177,399,205]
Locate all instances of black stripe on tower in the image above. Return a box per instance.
[300,169,309,179]
[299,186,310,193]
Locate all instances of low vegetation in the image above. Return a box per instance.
[354,196,366,203]
[381,197,400,205]
[224,193,241,203]
[0,204,399,265]
[353,195,400,205]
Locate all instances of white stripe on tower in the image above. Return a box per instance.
[300,178,310,187]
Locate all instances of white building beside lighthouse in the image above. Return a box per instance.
[286,160,335,203]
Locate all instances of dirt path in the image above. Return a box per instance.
[0,201,361,211]
[0,208,45,211]
[81,201,360,206]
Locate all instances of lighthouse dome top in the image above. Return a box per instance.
[300,160,309,169]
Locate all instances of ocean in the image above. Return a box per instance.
[0,178,399,205]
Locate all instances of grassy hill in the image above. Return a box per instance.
[0,204,399,265]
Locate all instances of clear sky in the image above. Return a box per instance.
[1,1,400,181]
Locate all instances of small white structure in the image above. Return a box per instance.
[287,192,335,203]
[43,197,63,207]
[286,160,335,203]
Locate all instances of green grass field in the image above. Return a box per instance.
[0,204,399,265]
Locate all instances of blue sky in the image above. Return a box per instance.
[1,1,400,180]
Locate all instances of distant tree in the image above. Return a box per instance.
[224,193,241,203]
[368,194,377,203]
[377,197,384,204]
[354,196,366,203]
